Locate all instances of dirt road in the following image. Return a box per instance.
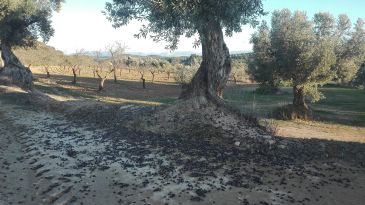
[1,91,365,205]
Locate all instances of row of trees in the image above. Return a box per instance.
[18,41,248,92]
[249,10,365,116]
[2,0,265,110]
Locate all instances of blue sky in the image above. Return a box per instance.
[48,0,364,54]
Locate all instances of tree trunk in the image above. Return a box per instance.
[151,73,155,83]
[45,67,51,78]
[114,70,117,83]
[72,69,77,84]
[98,78,106,91]
[180,21,231,105]
[293,86,307,109]
[0,44,33,89]
[141,77,146,89]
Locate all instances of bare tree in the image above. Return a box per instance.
[106,42,126,83]
[63,49,86,84]
[138,59,147,89]
[96,68,114,91]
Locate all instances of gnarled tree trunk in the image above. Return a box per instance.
[0,44,33,89]
[180,21,231,105]
[293,86,307,109]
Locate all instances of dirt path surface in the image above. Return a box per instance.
[1,91,365,205]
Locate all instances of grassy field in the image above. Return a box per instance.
[224,86,365,126]
[31,67,365,142]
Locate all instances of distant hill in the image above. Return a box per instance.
[85,50,250,58]
[14,42,65,66]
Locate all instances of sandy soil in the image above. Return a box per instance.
[1,89,365,205]
[277,121,365,143]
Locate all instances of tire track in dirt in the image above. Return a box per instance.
[0,101,87,204]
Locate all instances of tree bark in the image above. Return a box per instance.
[0,44,33,89]
[113,69,117,83]
[98,78,106,91]
[293,86,307,109]
[180,21,231,105]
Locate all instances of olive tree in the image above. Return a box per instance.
[230,59,247,84]
[105,0,264,105]
[159,59,174,80]
[0,0,63,89]
[126,56,146,89]
[148,58,160,83]
[333,16,365,84]
[269,10,336,111]
[62,49,89,84]
[93,50,115,91]
[248,20,279,93]
[106,42,126,83]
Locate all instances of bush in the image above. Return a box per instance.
[272,104,312,120]
[174,65,198,85]
[260,119,279,136]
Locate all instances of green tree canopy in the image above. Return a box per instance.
[335,17,365,83]
[105,0,264,104]
[252,9,337,114]
[0,0,63,89]
[105,0,264,49]
[249,20,279,93]
[0,0,63,47]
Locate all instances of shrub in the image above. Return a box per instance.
[272,104,312,120]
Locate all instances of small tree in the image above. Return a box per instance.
[148,58,160,83]
[0,0,63,89]
[39,54,54,78]
[230,59,247,85]
[93,50,113,91]
[138,59,147,89]
[105,0,264,105]
[106,42,126,83]
[159,60,174,80]
[268,10,337,117]
[96,66,114,91]
[62,49,87,84]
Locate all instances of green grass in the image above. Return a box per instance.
[146,97,178,105]
[224,86,365,127]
